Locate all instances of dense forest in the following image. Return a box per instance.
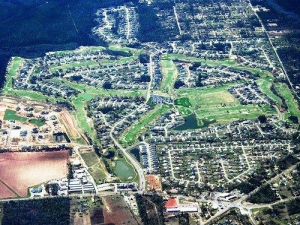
[135,193,165,225]
[1,197,70,225]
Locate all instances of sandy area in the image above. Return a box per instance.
[0,151,69,197]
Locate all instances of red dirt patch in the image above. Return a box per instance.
[0,151,69,197]
[0,181,17,199]
[145,174,162,191]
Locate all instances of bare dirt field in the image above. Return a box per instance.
[60,110,81,139]
[0,151,69,197]
[103,196,141,225]
[0,181,17,199]
[74,212,91,225]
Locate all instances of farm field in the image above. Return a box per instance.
[0,181,17,199]
[0,151,69,197]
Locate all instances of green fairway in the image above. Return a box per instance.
[196,104,275,124]
[2,57,22,93]
[160,60,178,93]
[3,109,27,122]
[257,78,282,106]
[274,82,300,119]
[28,119,45,127]
[72,97,99,145]
[176,85,238,108]
[50,78,146,98]
[122,104,171,146]
[174,97,192,107]
[177,106,193,116]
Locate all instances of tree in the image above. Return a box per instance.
[174,80,185,89]
[195,74,202,87]
[258,115,267,123]
[102,81,112,89]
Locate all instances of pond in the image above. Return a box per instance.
[174,113,215,130]
[114,160,136,181]
[130,148,140,162]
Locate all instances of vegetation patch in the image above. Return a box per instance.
[248,184,279,203]
[2,198,70,224]
[174,97,192,107]
[3,109,27,122]
[28,118,45,127]
[122,104,171,146]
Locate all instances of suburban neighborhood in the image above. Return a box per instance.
[0,0,300,224]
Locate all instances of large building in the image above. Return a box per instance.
[165,197,198,213]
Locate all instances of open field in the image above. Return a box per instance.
[257,78,282,105]
[0,151,69,197]
[122,104,171,146]
[103,195,140,225]
[4,109,45,127]
[0,181,17,199]
[80,151,100,168]
[79,149,108,183]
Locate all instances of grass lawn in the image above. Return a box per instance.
[160,60,178,93]
[28,119,45,127]
[121,104,171,146]
[174,97,192,107]
[3,109,27,122]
